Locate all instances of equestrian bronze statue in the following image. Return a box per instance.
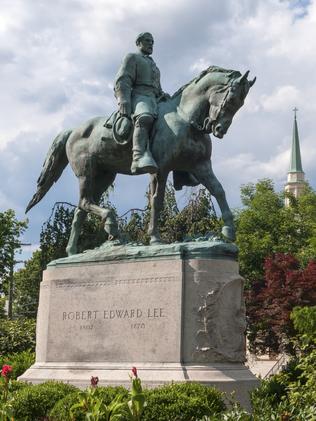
[26,35,255,256]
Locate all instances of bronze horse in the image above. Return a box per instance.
[26,66,255,255]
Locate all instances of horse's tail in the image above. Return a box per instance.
[26,129,72,213]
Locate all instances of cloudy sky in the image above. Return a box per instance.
[1,0,315,258]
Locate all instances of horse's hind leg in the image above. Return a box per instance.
[66,207,87,256]
[193,161,235,241]
[67,172,118,255]
[91,172,118,240]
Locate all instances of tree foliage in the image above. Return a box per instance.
[0,210,27,295]
[0,319,36,354]
[13,251,43,318]
[251,305,316,420]
[120,184,221,244]
[291,306,316,346]
[236,179,316,284]
[246,253,316,355]
[39,204,75,266]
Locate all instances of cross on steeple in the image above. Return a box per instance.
[293,107,298,119]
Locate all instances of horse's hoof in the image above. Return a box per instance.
[107,237,121,246]
[66,246,77,257]
[221,226,236,242]
[150,236,163,246]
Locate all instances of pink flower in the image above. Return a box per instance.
[131,366,138,378]
[90,376,99,387]
[1,365,13,378]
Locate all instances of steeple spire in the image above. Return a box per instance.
[285,107,305,206]
[289,107,303,173]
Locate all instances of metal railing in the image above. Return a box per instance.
[264,353,288,378]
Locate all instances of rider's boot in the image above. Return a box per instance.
[131,115,158,175]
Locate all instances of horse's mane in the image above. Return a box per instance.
[172,65,241,99]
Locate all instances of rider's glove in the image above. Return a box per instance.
[119,101,131,117]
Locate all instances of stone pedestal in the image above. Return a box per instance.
[20,241,259,408]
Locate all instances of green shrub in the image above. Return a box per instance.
[10,381,78,420]
[50,382,225,421]
[49,391,85,421]
[49,386,129,421]
[0,350,35,379]
[199,403,252,420]
[142,382,226,421]
[0,319,36,354]
[94,385,129,404]
[0,380,28,409]
[251,350,316,420]
[251,373,286,408]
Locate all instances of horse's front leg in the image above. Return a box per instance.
[193,161,235,241]
[148,172,168,245]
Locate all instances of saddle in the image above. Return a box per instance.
[104,112,199,190]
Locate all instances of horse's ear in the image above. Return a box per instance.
[240,70,250,82]
[235,70,250,85]
[249,77,256,87]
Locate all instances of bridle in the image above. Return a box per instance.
[190,80,235,134]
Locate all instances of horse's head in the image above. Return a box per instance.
[207,70,256,139]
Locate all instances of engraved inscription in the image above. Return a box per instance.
[61,307,166,331]
[103,308,143,319]
[131,323,145,329]
[62,311,99,320]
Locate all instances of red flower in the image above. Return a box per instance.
[1,365,13,378]
[131,366,138,378]
[90,376,99,387]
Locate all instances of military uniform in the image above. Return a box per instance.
[114,51,164,174]
[114,52,163,118]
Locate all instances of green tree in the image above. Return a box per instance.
[0,209,27,318]
[0,210,27,292]
[288,184,316,265]
[160,185,221,243]
[291,306,316,347]
[13,250,43,318]
[39,204,75,267]
[235,179,316,284]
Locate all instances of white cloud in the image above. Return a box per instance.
[260,86,301,112]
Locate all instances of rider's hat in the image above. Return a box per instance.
[113,115,133,145]
[135,32,153,45]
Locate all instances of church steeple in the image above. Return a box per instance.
[285,108,305,206]
[289,108,303,173]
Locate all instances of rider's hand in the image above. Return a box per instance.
[119,101,131,117]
